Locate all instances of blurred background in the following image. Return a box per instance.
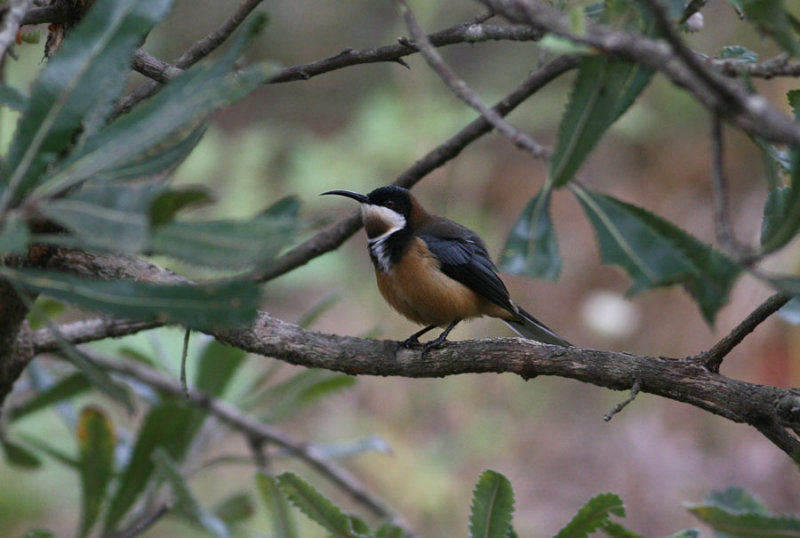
[2,0,800,536]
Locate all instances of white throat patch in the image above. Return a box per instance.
[362,205,406,273]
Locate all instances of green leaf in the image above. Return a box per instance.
[601,520,645,538]
[256,472,298,538]
[103,400,204,532]
[16,433,80,469]
[21,530,56,538]
[0,438,43,469]
[715,45,759,62]
[150,198,299,270]
[32,15,271,201]
[3,0,174,202]
[277,471,367,538]
[0,83,28,110]
[375,522,407,538]
[574,188,741,323]
[469,470,515,538]
[4,268,260,331]
[760,90,800,252]
[10,372,92,422]
[549,56,653,187]
[499,188,561,280]
[0,218,30,255]
[213,493,254,526]
[77,406,115,538]
[554,493,626,538]
[740,0,799,56]
[149,184,213,227]
[687,502,800,536]
[195,338,247,396]
[37,182,164,254]
[666,530,703,538]
[705,487,769,514]
[257,369,356,423]
[153,448,230,538]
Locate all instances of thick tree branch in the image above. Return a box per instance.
[79,349,413,534]
[476,0,800,147]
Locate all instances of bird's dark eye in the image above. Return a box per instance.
[385,200,395,209]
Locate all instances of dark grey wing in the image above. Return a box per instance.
[417,220,515,313]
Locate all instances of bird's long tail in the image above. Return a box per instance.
[504,306,572,347]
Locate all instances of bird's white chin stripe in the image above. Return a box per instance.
[361,205,406,240]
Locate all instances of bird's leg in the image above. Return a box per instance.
[421,319,461,355]
[398,324,438,349]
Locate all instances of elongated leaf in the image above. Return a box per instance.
[705,487,769,514]
[761,90,800,252]
[1,438,43,469]
[10,372,92,422]
[103,400,198,532]
[17,433,80,468]
[256,472,298,538]
[257,369,356,423]
[0,218,30,255]
[213,493,254,526]
[77,406,115,538]
[4,268,260,331]
[151,205,299,269]
[499,188,560,280]
[549,56,653,187]
[277,471,367,538]
[38,182,165,253]
[150,184,213,227]
[195,338,247,396]
[574,188,740,323]
[0,83,28,110]
[600,520,645,538]
[4,0,173,200]
[153,448,230,538]
[687,504,800,535]
[469,470,515,538]
[32,15,270,201]
[554,493,625,538]
[666,530,702,538]
[740,0,799,56]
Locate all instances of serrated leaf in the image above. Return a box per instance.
[4,268,260,331]
[375,522,407,538]
[554,493,626,538]
[278,471,367,538]
[150,185,213,227]
[10,372,92,422]
[77,406,115,538]
[574,188,740,323]
[3,0,174,202]
[213,493,254,526]
[469,470,515,538]
[256,472,298,538]
[195,338,247,396]
[705,487,769,514]
[549,56,653,187]
[499,188,561,280]
[32,15,271,202]
[153,448,230,538]
[760,90,800,252]
[0,83,28,110]
[150,200,299,270]
[1,438,42,469]
[103,400,200,533]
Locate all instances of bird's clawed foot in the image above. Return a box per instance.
[395,320,461,357]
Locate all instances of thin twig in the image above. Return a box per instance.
[603,380,641,422]
[79,349,414,534]
[696,292,790,372]
[179,328,191,399]
[0,0,35,61]
[114,502,172,538]
[397,0,550,161]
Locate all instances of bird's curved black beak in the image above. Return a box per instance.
[321,190,370,204]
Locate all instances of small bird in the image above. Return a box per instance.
[322,186,571,352]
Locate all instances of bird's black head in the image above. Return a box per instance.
[322,185,416,239]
